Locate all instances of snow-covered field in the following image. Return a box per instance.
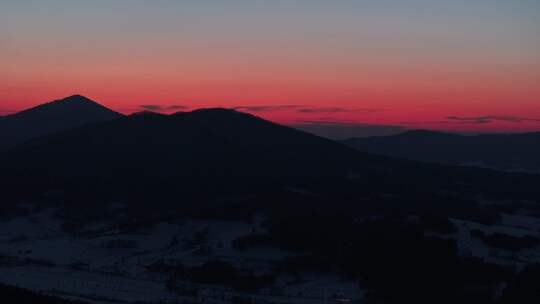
[0,207,364,303]
[0,266,176,303]
[6,205,537,303]
[449,214,540,266]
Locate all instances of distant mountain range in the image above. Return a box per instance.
[1,95,382,180]
[342,130,540,174]
[1,95,539,177]
[0,95,121,149]
[2,104,385,178]
[0,95,539,204]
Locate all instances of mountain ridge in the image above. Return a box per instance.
[0,95,122,149]
[343,130,540,173]
[2,104,377,178]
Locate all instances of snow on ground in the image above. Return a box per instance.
[4,206,540,303]
[271,273,363,299]
[450,218,540,265]
[0,208,63,241]
[0,207,365,303]
[0,266,178,303]
[500,213,540,232]
[168,272,363,304]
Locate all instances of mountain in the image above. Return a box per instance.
[0,95,122,149]
[1,105,539,204]
[1,108,388,178]
[1,98,539,304]
[342,130,540,174]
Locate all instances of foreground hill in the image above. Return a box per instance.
[342,130,540,174]
[0,95,122,149]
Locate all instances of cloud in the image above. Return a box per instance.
[139,104,189,112]
[296,107,382,114]
[140,105,163,111]
[232,105,303,112]
[445,115,540,124]
[230,105,382,115]
[232,105,382,115]
[290,120,406,140]
[167,105,189,110]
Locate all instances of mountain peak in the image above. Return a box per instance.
[130,110,167,118]
[190,107,243,115]
[0,95,123,149]
[54,94,98,105]
[188,107,261,120]
[16,94,121,118]
[67,94,86,99]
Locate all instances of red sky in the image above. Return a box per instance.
[1,1,539,135]
[2,70,539,134]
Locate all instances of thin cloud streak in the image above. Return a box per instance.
[231,105,383,115]
[139,104,189,112]
[446,115,540,124]
[232,105,303,112]
[296,107,382,114]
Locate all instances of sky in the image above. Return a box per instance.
[1,0,539,136]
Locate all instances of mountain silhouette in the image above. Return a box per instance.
[0,95,122,149]
[2,105,389,178]
[342,130,540,174]
[1,95,539,203]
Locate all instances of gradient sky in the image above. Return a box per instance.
[1,0,539,134]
